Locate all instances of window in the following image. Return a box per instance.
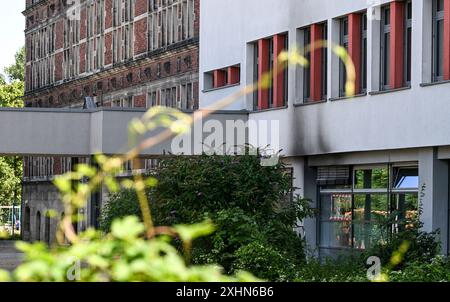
[433,0,445,82]
[404,0,412,85]
[252,33,288,110]
[361,13,368,93]
[302,23,326,102]
[381,6,391,90]
[148,0,195,51]
[339,17,349,97]
[303,27,311,102]
[319,165,419,254]
[204,65,241,90]
[321,23,328,100]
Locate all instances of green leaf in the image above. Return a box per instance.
[111,216,145,240]
[174,220,216,243]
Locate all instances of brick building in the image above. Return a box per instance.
[21,0,200,243]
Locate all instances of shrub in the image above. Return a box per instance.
[1,217,259,282]
[99,189,142,232]
[99,153,314,280]
[149,153,313,280]
[295,257,367,282]
[232,241,297,282]
[388,257,450,282]
[365,220,440,267]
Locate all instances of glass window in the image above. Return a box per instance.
[392,167,419,189]
[381,6,391,90]
[321,23,328,100]
[404,0,412,85]
[339,17,349,97]
[319,165,419,253]
[433,0,445,82]
[320,194,353,248]
[354,167,389,189]
[303,27,311,102]
[361,13,368,93]
[353,194,389,249]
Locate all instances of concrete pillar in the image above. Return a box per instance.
[419,148,449,254]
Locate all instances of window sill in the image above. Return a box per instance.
[293,100,327,107]
[329,93,367,102]
[420,80,450,87]
[251,105,288,113]
[368,86,411,96]
[202,83,241,93]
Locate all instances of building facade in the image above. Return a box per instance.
[22,0,200,243]
[200,0,450,257]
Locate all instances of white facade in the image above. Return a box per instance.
[200,0,450,257]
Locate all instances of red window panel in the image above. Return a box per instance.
[444,0,450,80]
[310,23,323,101]
[390,0,405,89]
[273,34,286,107]
[258,38,270,110]
[213,69,227,88]
[228,66,240,85]
[348,13,362,94]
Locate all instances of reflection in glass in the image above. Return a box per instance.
[320,194,352,248]
[392,193,419,233]
[354,168,389,189]
[392,167,419,189]
[353,194,389,249]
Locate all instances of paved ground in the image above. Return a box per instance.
[0,241,23,271]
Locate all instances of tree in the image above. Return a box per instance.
[0,47,25,207]
[4,46,25,82]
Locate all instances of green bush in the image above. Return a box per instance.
[232,241,297,282]
[99,153,314,281]
[295,257,367,282]
[365,220,440,267]
[99,189,142,232]
[1,217,259,282]
[388,257,450,282]
[150,153,313,280]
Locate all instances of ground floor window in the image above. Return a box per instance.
[318,165,419,252]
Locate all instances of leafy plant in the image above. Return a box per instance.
[99,189,142,232]
[0,217,258,282]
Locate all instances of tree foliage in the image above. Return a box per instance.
[0,47,24,207]
[4,46,25,82]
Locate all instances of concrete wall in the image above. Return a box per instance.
[0,108,249,157]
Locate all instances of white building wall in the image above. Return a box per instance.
[200,0,450,255]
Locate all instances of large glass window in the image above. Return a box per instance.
[319,165,419,253]
[433,0,445,82]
